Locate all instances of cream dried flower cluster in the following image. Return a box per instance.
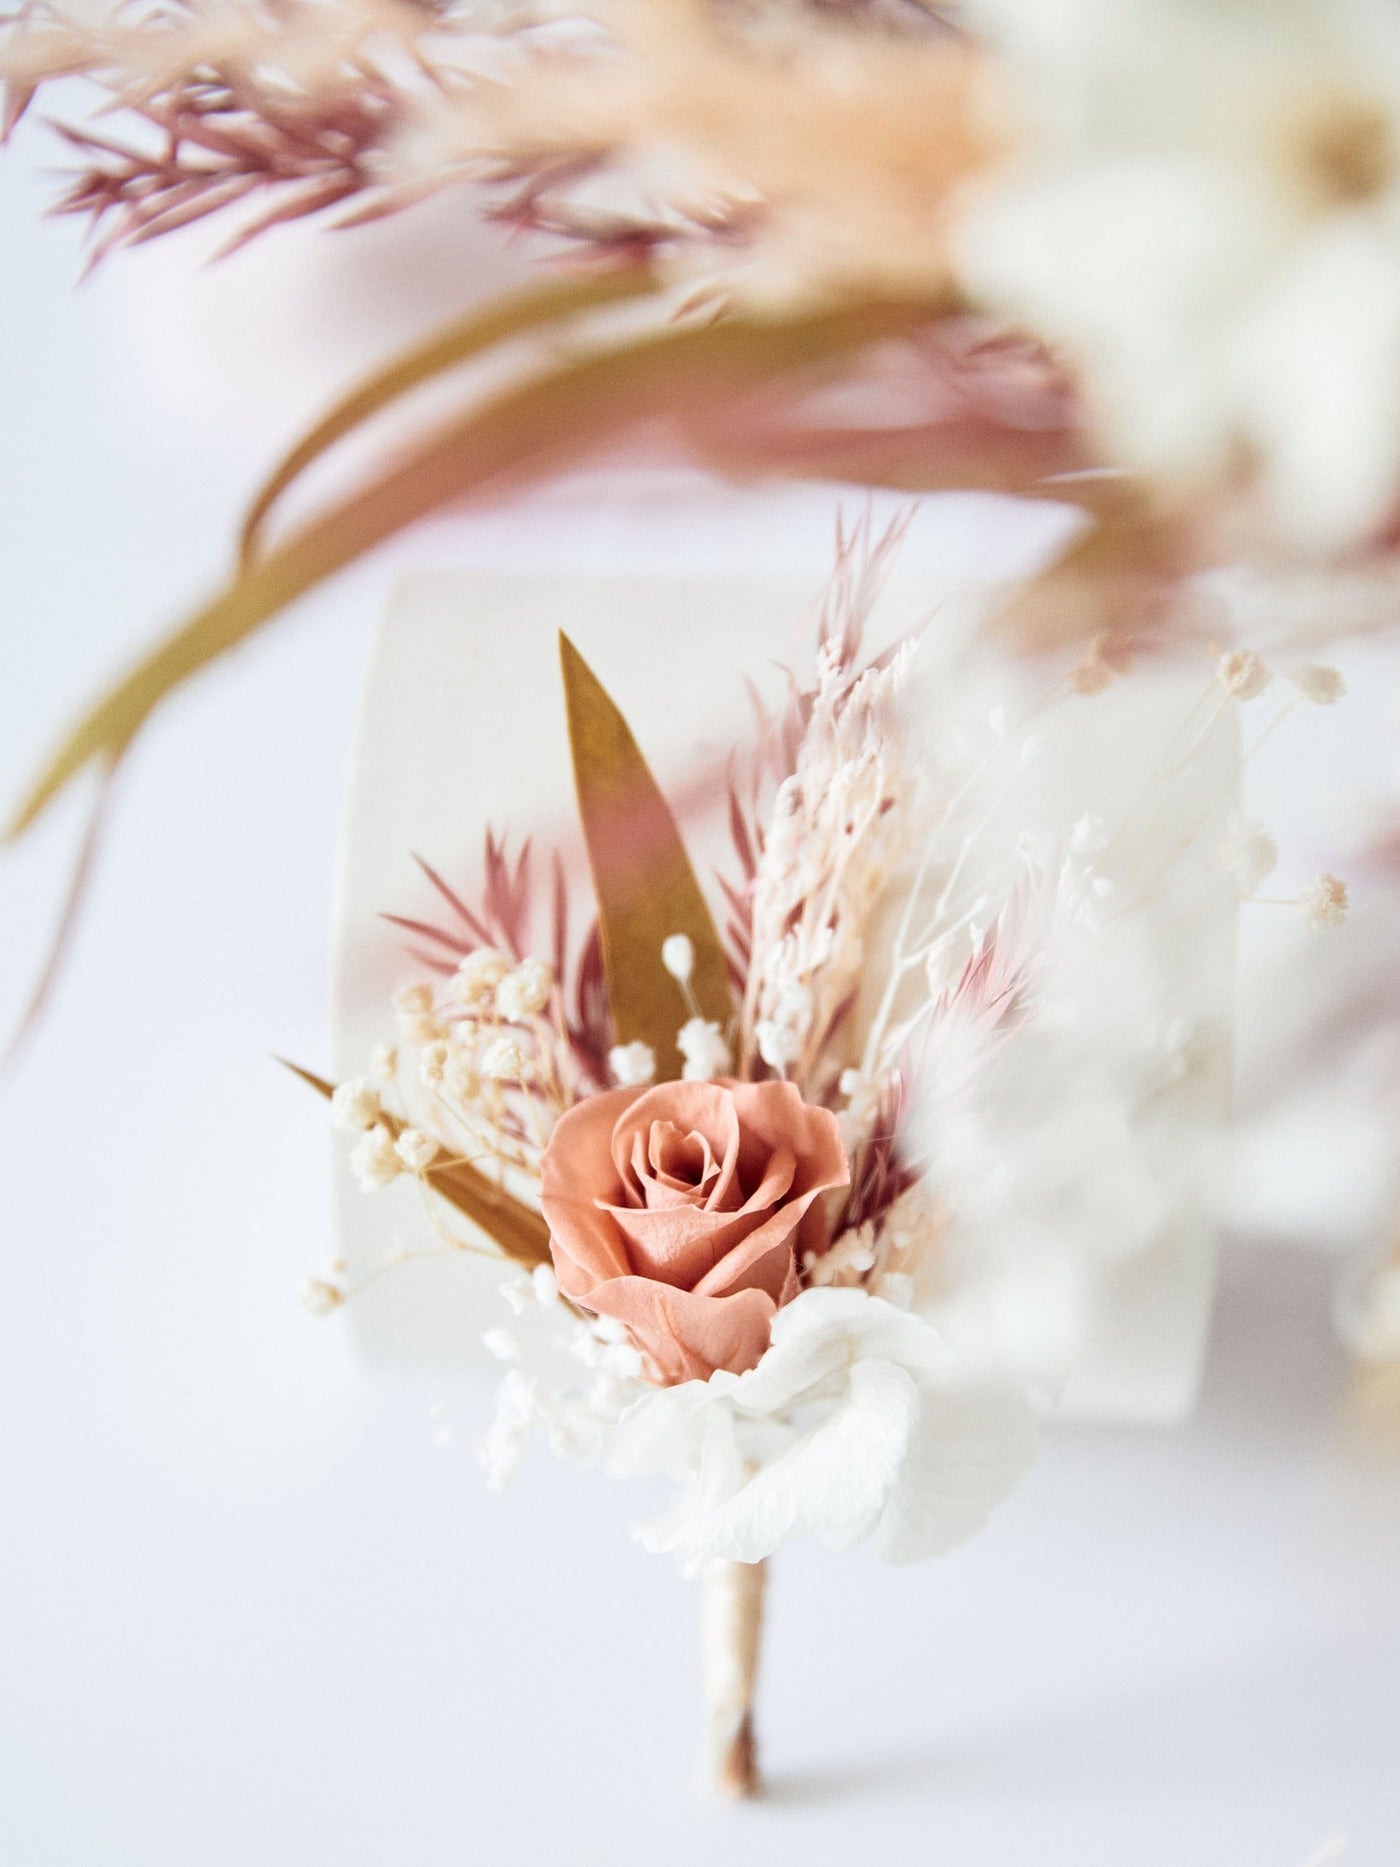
[304,530,1057,1586]
[306,524,1358,1581]
[343,951,577,1194]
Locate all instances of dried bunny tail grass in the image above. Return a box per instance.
[721,505,919,1011]
[739,521,924,1086]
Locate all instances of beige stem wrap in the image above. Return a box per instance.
[700,1557,767,1798]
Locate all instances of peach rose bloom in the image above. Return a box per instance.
[540,1079,849,1385]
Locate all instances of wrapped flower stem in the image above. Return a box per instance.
[701,1558,768,1799]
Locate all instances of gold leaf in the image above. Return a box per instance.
[280,1059,553,1270]
[559,633,731,1079]
[5,290,948,842]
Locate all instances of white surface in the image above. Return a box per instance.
[3,158,1399,1867]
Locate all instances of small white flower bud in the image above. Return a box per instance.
[350,1123,401,1192]
[392,981,434,1018]
[369,1044,398,1083]
[1292,665,1346,706]
[481,1037,527,1081]
[1217,649,1270,701]
[532,1263,559,1307]
[677,1016,732,1081]
[499,1275,530,1316]
[449,948,511,1007]
[1298,873,1348,930]
[444,1057,481,1101]
[608,1040,657,1087]
[419,1041,450,1089]
[754,1018,800,1073]
[299,1276,343,1317]
[482,1327,520,1362]
[661,934,695,985]
[496,956,554,1022]
[331,1078,381,1132]
[1217,817,1278,893]
[394,1126,440,1173]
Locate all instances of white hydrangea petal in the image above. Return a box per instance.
[674,1359,920,1566]
[872,1381,1038,1564]
[604,1379,716,1481]
[765,1287,954,1380]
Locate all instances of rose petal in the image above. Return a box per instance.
[585,1278,778,1382]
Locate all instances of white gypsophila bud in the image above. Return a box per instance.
[482,1327,520,1362]
[496,956,554,1022]
[419,1040,450,1089]
[532,1262,559,1307]
[450,948,511,1007]
[394,1126,440,1173]
[370,1044,398,1083]
[499,1274,530,1316]
[392,981,434,1018]
[876,1271,915,1309]
[678,1016,732,1081]
[299,1276,343,1317]
[350,1123,401,1192]
[755,1018,801,1073]
[773,978,814,1027]
[400,1012,445,1045]
[444,1057,481,1101]
[661,933,695,985]
[1292,665,1346,705]
[481,1037,527,1081]
[600,1341,644,1382]
[331,1078,381,1132]
[608,1040,657,1087]
[1217,817,1278,894]
[1217,648,1271,701]
[1298,872,1349,929]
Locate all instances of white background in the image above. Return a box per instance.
[3,153,1399,1867]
